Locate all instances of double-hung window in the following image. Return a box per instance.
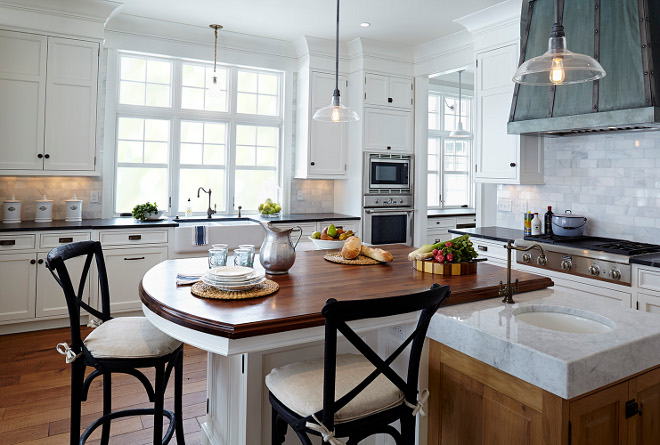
[114,52,283,216]
[427,92,473,208]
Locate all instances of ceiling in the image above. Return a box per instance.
[117,0,504,47]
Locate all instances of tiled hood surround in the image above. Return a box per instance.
[497,131,660,244]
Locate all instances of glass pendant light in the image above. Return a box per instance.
[313,0,359,122]
[512,0,605,86]
[208,24,224,97]
[449,70,471,138]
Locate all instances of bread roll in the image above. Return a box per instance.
[341,236,362,259]
[361,245,394,262]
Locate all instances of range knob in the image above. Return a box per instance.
[399,199,403,203]
[374,199,379,204]
[522,253,531,263]
[387,197,394,205]
[537,256,547,266]
[561,260,572,271]
[589,265,600,276]
[609,269,622,280]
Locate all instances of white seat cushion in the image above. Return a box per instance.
[84,317,182,360]
[265,353,404,424]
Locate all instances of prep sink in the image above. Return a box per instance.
[513,305,616,334]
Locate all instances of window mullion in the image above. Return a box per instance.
[227,66,238,213]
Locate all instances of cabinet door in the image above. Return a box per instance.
[36,252,89,318]
[0,253,36,322]
[363,107,413,153]
[628,367,660,444]
[102,246,167,313]
[389,76,413,109]
[475,44,520,181]
[0,30,47,170]
[364,73,389,107]
[44,38,98,171]
[308,71,348,177]
[569,382,628,445]
[637,292,660,315]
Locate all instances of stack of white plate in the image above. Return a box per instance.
[201,266,266,291]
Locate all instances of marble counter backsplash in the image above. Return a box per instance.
[0,177,102,221]
[289,179,334,214]
[497,131,660,243]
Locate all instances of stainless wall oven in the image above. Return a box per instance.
[362,195,413,246]
[364,153,412,193]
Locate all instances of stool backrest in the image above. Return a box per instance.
[46,240,112,352]
[319,283,450,430]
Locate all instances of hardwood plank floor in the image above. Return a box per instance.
[0,326,207,445]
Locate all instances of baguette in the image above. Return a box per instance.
[360,245,394,262]
[341,236,362,259]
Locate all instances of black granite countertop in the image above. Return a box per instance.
[428,208,476,218]
[0,213,360,232]
[449,226,524,243]
[630,253,660,268]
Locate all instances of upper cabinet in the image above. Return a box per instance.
[295,70,349,179]
[362,107,413,153]
[474,43,543,185]
[0,30,99,175]
[364,73,413,109]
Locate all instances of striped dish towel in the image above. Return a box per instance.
[193,225,207,246]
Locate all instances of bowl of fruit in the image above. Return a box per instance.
[309,224,356,249]
[258,198,282,217]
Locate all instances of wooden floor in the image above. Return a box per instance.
[0,326,207,445]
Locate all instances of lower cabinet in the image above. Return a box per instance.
[274,219,360,247]
[102,245,168,313]
[427,216,477,246]
[0,253,37,322]
[35,252,89,318]
[428,341,660,445]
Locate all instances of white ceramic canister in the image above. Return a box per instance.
[65,195,83,222]
[3,195,21,223]
[35,195,53,223]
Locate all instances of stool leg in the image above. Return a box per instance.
[175,351,185,445]
[153,363,165,445]
[101,372,111,445]
[70,361,85,445]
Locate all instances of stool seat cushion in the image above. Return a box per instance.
[84,317,182,360]
[265,353,404,424]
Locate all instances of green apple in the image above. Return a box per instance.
[265,198,273,205]
[258,203,264,211]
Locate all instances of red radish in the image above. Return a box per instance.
[432,249,438,255]
[445,242,453,248]
[447,253,454,262]
[437,254,445,263]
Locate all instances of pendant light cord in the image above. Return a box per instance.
[551,0,565,37]
[458,70,462,121]
[214,27,218,74]
[334,0,340,95]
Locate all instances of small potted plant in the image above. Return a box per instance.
[132,202,164,221]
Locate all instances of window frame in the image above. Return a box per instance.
[112,52,284,217]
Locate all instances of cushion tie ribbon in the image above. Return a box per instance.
[305,414,346,445]
[56,342,82,364]
[404,388,430,417]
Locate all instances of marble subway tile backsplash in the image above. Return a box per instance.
[497,131,660,243]
[0,177,102,221]
[289,179,334,213]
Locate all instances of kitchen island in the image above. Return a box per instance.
[140,245,552,444]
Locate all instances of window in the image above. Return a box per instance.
[427,92,473,208]
[114,52,283,215]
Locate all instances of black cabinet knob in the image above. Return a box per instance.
[387,146,392,150]
[310,162,315,166]
[388,97,393,103]
[37,154,43,159]
[38,259,44,264]
[44,154,50,159]
[30,259,36,264]
[510,162,516,167]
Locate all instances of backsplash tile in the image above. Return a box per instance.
[289,179,334,213]
[497,131,660,243]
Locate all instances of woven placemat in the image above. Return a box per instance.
[324,252,380,265]
[191,279,279,300]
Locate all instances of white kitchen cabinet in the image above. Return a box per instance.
[0,30,99,175]
[637,292,660,315]
[0,253,37,322]
[364,73,413,109]
[102,245,168,313]
[426,217,477,250]
[35,252,89,318]
[295,71,349,179]
[474,44,543,184]
[363,107,413,153]
[273,220,360,246]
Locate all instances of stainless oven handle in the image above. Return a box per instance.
[365,209,414,214]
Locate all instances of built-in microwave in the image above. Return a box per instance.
[364,153,412,193]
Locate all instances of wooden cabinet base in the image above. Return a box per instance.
[428,341,660,445]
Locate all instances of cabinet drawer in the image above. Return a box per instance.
[327,220,360,234]
[457,216,477,225]
[427,218,456,230]
[473,239,508,261]
[427,230,451,245]
[638,268,660,293]
[0,234,36,250]
[99,230,168,246]
[40,232,90,249]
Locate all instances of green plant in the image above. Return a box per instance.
[132,202,159,221]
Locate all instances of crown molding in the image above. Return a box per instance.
[454,0,521,35]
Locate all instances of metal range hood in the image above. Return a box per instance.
[508,0,660,136]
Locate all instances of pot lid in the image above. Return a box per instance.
[553,210,586,219]
[4,194,20,203]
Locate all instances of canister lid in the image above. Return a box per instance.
[36,195,52,202]
[4,194,20,203]
[65,194,82,202]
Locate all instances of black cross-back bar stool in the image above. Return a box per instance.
[266,283,450,445]
[46,240,185,445]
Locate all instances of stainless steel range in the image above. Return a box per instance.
[515,235,660,286]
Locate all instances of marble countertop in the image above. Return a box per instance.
[427,208,476,217]
[428,288,660,399]
[449,226,523,243]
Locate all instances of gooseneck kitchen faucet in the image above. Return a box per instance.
[500,241,546,304]
[197,187,216,219]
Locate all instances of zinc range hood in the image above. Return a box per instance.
[508,0,660,136]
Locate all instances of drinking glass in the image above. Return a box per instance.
[208,247,228,269]
[238,244,255,267]
[212,244,228,250]
[233,248,253,268]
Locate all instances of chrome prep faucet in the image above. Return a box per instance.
[499,240,546,304]
[197,187,216,219]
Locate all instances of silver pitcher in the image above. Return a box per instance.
[259,222,302,274]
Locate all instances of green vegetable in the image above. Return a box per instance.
[432,234,478,263]
[132,202,159,221]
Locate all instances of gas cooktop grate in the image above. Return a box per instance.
[523,235,660,256]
